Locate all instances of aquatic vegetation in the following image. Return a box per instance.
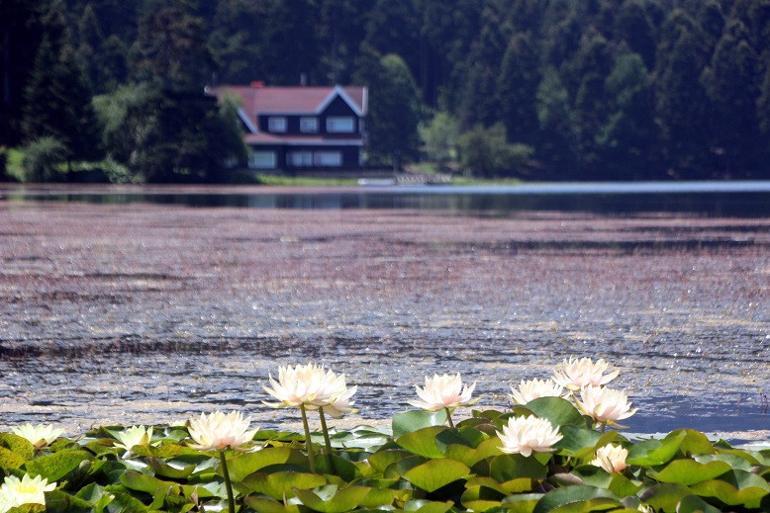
[510,378,565,405]
[0,358,769,513]
[409,373,477,428]
[10,423,63,450]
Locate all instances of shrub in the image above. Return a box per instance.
[458,123,534,178]
[20,136,70,182]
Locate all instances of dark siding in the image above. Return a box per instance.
[255,144,361,170]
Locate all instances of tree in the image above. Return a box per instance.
[419,111,459,167]
[655,14,711,177]
[497,32,541,145]
[596,52,658,179]
[458,1,510,128]
[536,68,577,178]
[458,123,532,178]
[355,51,421,170]
[22,1,99,161]
[615,0,657,68]
[703,20,762,176]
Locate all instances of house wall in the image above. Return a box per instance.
[248,144,361,170]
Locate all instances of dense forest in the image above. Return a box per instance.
[2,0,770,182]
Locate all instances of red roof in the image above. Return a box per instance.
[210,84,367,116]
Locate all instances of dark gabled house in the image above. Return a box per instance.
[209,82,368,171]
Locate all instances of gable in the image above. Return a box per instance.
[320,95,359,117]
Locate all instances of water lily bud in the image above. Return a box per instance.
[408,373,477,412]
[591,443,628,473]
[497,415,563,457]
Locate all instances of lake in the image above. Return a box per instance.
[0,182,768,440]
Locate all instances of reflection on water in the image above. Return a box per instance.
[3,181,770,216]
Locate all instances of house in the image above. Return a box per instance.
[209,82,368,171]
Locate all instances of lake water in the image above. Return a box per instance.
[0,182,768,440]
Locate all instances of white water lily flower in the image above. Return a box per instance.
[187,411,258,451]
[576,385,637,425]
[552,356,619,391]
[11,423,63,449]
[113,425,154,453]
[318,372,358,418]
[408,373,477,411]
[0,474,56,510]
[264,363,349,410]
[509,378,564,405]
[497,415,563,457]
[591,443,628,473]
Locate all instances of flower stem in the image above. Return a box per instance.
[319,407,335,470]
[445,407,455,429]
[300,404,316,472]
[219,450,235,513]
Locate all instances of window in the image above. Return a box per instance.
[326,116,355,133]
[268,116,287,132]
[288,151,313,167]
[300,117,318,133]
[314,151,342,167]
[248,151,276,169]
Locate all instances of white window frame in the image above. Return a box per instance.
[300,117,319,133]
[314,151,343,167]
[288,151,313,167]
[268,116,287,133]
[325,116,355,133]
[248,151,277,169]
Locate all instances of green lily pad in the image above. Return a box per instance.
[226,447,306,481]
[397,426,448,459]
[525,397,587,428]
[533,485,615,513]
[403,458,470,492]
[647,459,731,485]
[689,470,770,508]
[242,471,327,499]
[24,449,92,482]
[393,410,448,438]
[490,454,547,481]
[294,484,372,513]
[676,495,722,513]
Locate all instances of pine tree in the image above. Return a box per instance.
[535,68,577,178]
[703,20,762,176]
[596,52,658,179]
[497,32,541,145]
[655,14,711,177]
[22,0,99,160]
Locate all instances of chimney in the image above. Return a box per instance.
[250,80,265,88]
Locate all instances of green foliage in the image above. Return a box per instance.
[458,124,534,178]
[419,112,459,166]
[20,137,69,182]
[5,0,770,180]
[1,409,770,513]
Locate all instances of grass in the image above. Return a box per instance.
[255,173,359,186]
[449,175,523,186]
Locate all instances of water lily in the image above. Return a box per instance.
[509,378,564,405]
[264,363,358,472]
[576,385,637,426]
[113,425,154,454]
[187,411,257,513]
[263,363,338,409]
[187,411,258,451]
[552,356,619,391]
[0,474,56,511]
[591,443,628,473]
[497,415,563,457]
[409,373,477,427]
[11,423,63,449]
